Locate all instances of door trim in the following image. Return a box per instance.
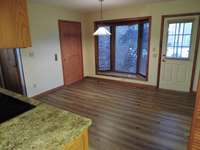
[157,12,200,92]
[15,48,27,96]
[58,20,84,85]
[0,48,26,95]
[190,18,200,92]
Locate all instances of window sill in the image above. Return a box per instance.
[97,71,147,81]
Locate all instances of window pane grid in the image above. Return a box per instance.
[166,21,192,59]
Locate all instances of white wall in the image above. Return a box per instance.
[20,0,200,96]
[81,0,200,91]
[21,2,82,97]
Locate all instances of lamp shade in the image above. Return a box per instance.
[93,27,111,36]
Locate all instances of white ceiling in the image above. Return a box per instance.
[29,0,174,12]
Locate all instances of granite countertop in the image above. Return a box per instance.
[0,88,92,150]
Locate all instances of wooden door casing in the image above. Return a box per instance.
[157,13,200,92]
[159,16,199,92]
[188,76,200,150]
[59,20,83,86]
[0,48,23,94]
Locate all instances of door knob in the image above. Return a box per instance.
[162,54,166,62]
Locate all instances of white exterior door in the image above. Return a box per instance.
[159,16,199,92]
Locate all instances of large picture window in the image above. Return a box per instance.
[95,17,151,80]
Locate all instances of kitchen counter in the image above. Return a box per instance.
[0,87,41,106]
[0,88,92,150]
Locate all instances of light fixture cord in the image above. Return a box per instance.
[100,0,103,20]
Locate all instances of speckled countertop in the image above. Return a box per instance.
[0,88,92,150]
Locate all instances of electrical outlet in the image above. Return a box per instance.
[29,52,34,58]
[54,54,58,61]
[33,84,37,88]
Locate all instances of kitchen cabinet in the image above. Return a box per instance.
[0,0,31,48]
[64,129,89,150]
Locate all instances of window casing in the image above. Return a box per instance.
[95,17,151,80]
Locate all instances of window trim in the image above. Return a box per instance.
[94,16,151,81]
[165,19,194,60]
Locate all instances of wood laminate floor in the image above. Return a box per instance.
[36,78,195,150]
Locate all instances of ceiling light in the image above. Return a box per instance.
[93,0,111,36]
[93,27,111,36]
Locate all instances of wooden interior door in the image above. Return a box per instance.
[0,48,23,94]
[188,74,200,150]
[159,16,199,92]
[59,20,83,85]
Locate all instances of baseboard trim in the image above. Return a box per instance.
[158,87,195,95]
[32,85,64,99]
[85,76,196,94]
[32,77,195,99]
[84,76,156,90]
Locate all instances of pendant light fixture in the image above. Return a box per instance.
[93,0,111,36]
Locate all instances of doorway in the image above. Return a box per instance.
[158,14,200,92]
[0,48,26,95]
[58,20,83,85]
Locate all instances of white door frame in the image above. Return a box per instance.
[157,13,200,92]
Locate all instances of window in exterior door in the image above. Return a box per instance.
[166,21,193,59]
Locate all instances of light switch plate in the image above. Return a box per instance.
[153,53,158,58]
[54,54,58,61]
[33,84,37,88]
